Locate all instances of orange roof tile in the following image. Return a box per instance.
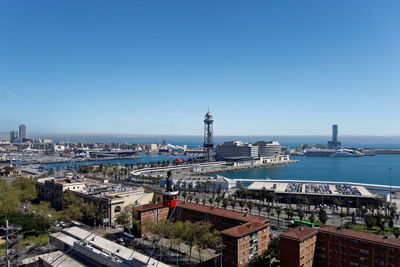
[221,220,269,238]
[280,226,318,241]
[320,225,400,248]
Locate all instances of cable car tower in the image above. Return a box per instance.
[203,110,214,161]
[162,171,178,208]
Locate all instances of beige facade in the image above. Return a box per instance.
[36,177,154,227]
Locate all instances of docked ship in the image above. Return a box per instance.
[304,149,336,157]
[330,149,364,157]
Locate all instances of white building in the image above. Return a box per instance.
[216,141,259,160]
[256,141,283,157]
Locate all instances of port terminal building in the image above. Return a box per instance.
[246,180,376,205]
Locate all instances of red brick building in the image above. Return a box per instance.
[135,203,169,237]
[280,225,400,267]
[135,201,270,267]
[175,202,270,267]
[280,226,318,267]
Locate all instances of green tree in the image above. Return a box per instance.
[0,181,20,214]
[230,199,236,211]
[222,198,229,210]
[247,201,254,214]
[115,207,131,233]
[266,204,272,218]
[215,196,222,208]
[309,212,315,224]
[62,191,84,221]
[209,197,214,206]
[298,210,305,223]
[365,214,376,230]
[266,236,280,259]
[261,187,268,204]
[318,208,328,226]
[202,199,206,206]
[11,177,37,203]
[257,204,263,215]
[285,207,294,221]
[275,206,282,226]
[239,200,245,212]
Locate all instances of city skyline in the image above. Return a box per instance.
[1,1,400,135]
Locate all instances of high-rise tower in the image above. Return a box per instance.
[203,111,214,161]
[19,124,26,139]
[327,124,341,149]
[332,124,338,142]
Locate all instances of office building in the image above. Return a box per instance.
[327,124,341,149]
[280,225,400,267]
[256,141,283,157]
[216,141,259,160]
[19,124,26,139]
[9,131,18,141]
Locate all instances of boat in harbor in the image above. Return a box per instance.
[331,149,364,157]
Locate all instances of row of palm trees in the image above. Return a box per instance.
[180,183,399,229]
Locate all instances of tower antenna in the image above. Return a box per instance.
[203,110,214,161]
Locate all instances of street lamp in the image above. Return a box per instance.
[389,168,392,204]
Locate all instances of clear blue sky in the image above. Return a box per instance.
[1,0,399,136]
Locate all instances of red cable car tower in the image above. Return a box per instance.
[162,171,178,208]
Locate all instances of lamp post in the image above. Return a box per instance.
[389,168,392,204]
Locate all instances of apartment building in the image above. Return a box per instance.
[280,225,400,267]
[280,226,318,267]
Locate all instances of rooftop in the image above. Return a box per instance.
[280,226,319,241]
[320,225,400,248]
[58,226,170,266]
[221,220,269,238]
[248,181,374,198]
[135,203,165,212]
[20,250,85,267]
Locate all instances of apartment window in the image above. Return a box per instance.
[360,249,369,255]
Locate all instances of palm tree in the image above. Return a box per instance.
[222,198,229,210]
[261,187,267,205]
[202,199,206,205]
[215,196,222,208]
[275,206,282,226]
[230,199,236,211]
[309,212,315,224]
[266,204,272,218]
[298,210,305,223]
[257,204,263,215]
[247,201,254,214]
[239,200,245,212]
[209,197,214,206]
[285,207,294,222]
